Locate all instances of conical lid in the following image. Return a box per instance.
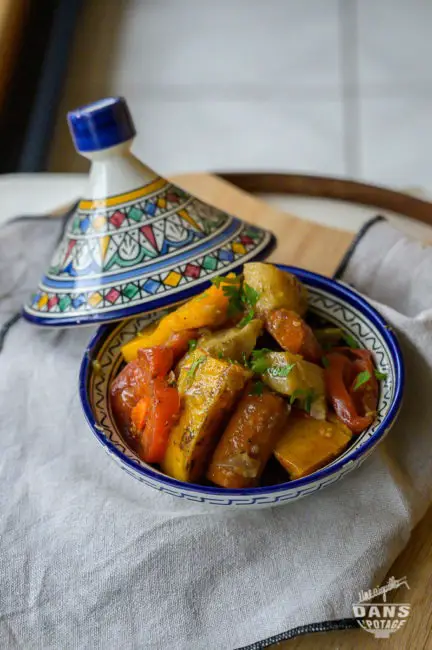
[23,97,276,327]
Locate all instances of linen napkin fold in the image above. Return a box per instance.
[0,214,431,650]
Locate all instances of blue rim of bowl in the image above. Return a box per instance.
[79,264,405,497]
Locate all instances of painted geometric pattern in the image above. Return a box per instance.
[84,287,398,507]
[28,224,270,317]
[48,196,230,280]
[70,184,190,236]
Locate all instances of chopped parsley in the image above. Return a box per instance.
[249,381,265,396]
[222,282,244,318]
[321,356,330,368]
[210,275,260,326]
[343,332,360,349]
[304,390,316,414]
[187,355,206,380]
[249,348,273,375]
[374,369,388,381]
[289,388,316,413]
[267,362,296,378]
[353,370,371,391]
[211,275,239,288]
[238,283,260,328]
[188,338,198,351]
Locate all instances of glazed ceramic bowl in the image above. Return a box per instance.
[79,265,404,508]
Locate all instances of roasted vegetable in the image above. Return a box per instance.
[274,410,352,479]
[121,276,236,362]
[110,347,181,463]
[207,386,290,488]
[324,349,378,433]
[162,351,251,482]
[314,327,343,347]
[243,263,308,317]
[261,351,327,420]
[265,308,322,362]
[198,319,263,362]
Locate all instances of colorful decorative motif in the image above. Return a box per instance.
[24,175,274,324]
[79,267,403,508]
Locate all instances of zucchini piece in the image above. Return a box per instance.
[262,351,327,420]
[162,351,251,482]
[243,262,308,317]
[198,319,263,362]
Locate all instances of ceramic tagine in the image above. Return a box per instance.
[23,97,276,327]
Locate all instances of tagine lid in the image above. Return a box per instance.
[23,97,276,327]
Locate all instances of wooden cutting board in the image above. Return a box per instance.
[172,172,432,650]
[175,172,354,277]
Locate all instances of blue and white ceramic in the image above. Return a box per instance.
[79,265,404,508]
[22,97,275,327]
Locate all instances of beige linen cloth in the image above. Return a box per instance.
[0,215,431,650]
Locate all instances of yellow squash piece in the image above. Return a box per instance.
[274,412,352,479]
[262,351,327,420]
[162,351,251,482]
[243,262,308,317]
[121,276,236,362]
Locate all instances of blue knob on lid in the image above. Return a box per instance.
[67,97,136,153]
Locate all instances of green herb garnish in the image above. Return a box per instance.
[211,275,239,288]
[249,349,273,375]
[188,339,198,351]
[374,369,388,381]
[289,388,316,413]
[223,282,244,317]
[211,275,260,325]
[289,389,307,405]
[267,363,296,378]
[187,355,206,380]
[321,356,329,368]
[241,351,249,367]
[343,332,359,349]
[249,381,265,396]
[304,390,316,414]
[353,370,371,391]
[237,283,260,328]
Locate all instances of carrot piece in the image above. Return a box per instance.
[266,308,322,362]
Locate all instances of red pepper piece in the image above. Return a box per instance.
[324,352,374,434]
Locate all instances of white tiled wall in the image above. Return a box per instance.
[50,0,432,188]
